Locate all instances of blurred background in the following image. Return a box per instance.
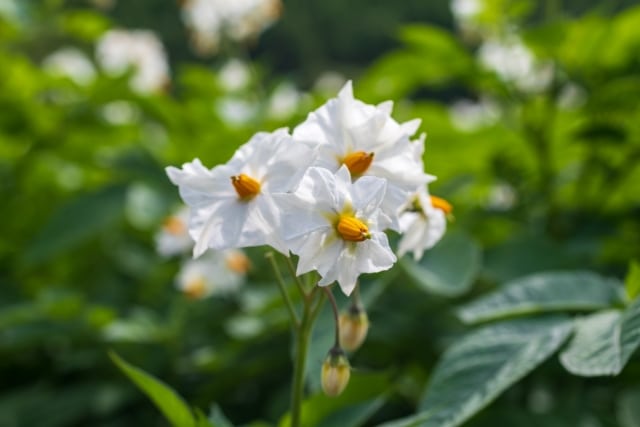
[1,0,640,426]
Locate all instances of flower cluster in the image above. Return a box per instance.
[181,0,281,56]
[155,206,249,299]
[167,82,450,297]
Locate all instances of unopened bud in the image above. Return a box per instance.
[321,348,351,397]
[339,306,369,351]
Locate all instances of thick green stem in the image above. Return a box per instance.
[290,300,313,427]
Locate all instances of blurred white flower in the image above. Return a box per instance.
[267,82,302,120]
[398,188,450,261]
[293,81,432,230]
[478,37,553,93]
[557,83,587,110]
[166,128,314,257]
[449,98,500,132]
[487,182,517,210]
[177,249,249,299]
[218,59,251,91]
[96,29,170,94]
[155,206,193,257]
[280,166,396,296]
[451,0,481,23]
[43,47,96,86]
[181,0,281,55]
[100,100,140,125]
[313,71,348,96]
[216,97,257,126]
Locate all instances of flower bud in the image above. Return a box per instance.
[321,349,351,397]
[339,306,369,351]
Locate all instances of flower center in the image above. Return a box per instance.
[336,215,371,242]
[430,196,453,214]
[342,151,374,177]
[183,277,207,299]
[225,251,251,274]
[231,174,261,200]
[163,216,186,235]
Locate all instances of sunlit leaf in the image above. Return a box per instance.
[458,271,625,324]
[378,316,572,427]
[109,351,195,427]
[560,297,640,376]
[626,261,640,301]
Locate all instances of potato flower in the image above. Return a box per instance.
[155,206,193,257]
[280,166,396,296]
[166,129,313,257]
[293,81,430,229]
[177,249,249,299]
[397,187,451,261]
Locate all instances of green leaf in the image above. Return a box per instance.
[458,271,625,324]
[280,372,389,427]
[24,185,127,265]
[401,232,481,297]
[208,405,234,427]
[625,261,640,301]
[109,351,195,427]
[559,297,640,376]
[618,387,640,427]
[378,316,572,427]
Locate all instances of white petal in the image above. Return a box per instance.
[400,118,422,136]
[352,176,387,219]
[377,100,394,115]
[192,200,248,256]
[357,232,397,273]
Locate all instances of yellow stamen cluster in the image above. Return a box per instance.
[183,277,207,299]
[225,251,251,274]
[163,216,186,235]
[342,151,374,177]
[336,215,371,242]
[231,174,261,200]
[430,196,453,215]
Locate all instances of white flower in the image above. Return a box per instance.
[293,81,431,229]
[280,166,396,296]
[96,29,169,94]
[177,249,249,298]
[166,128,314,257]
[181,0,281,55]
[397,188,451,261]
[218,59,251,91]
[43,47,96,86]
[478,37,553,93]
[449,98,500,132]
[155,206,193,257]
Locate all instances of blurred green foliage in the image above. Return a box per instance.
[1,0,640,426]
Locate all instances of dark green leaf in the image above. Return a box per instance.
[401,232,481,297]
[458,271,625,324]
[378,316,572,427]
[109,351,195,427]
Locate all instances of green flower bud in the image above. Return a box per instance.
[321,348,351,397]
[339,306,369,351]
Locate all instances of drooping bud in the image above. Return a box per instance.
[336,215,371,242]
[430,195,453,215]
[231,174,261,200]
[342,151,374,177]
[321,348,351,397]
[339,306,369,351]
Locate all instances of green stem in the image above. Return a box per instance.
[323,286,341,349]
[285,255,308,300]
[266,252,300,328]
[290,297,313,427]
